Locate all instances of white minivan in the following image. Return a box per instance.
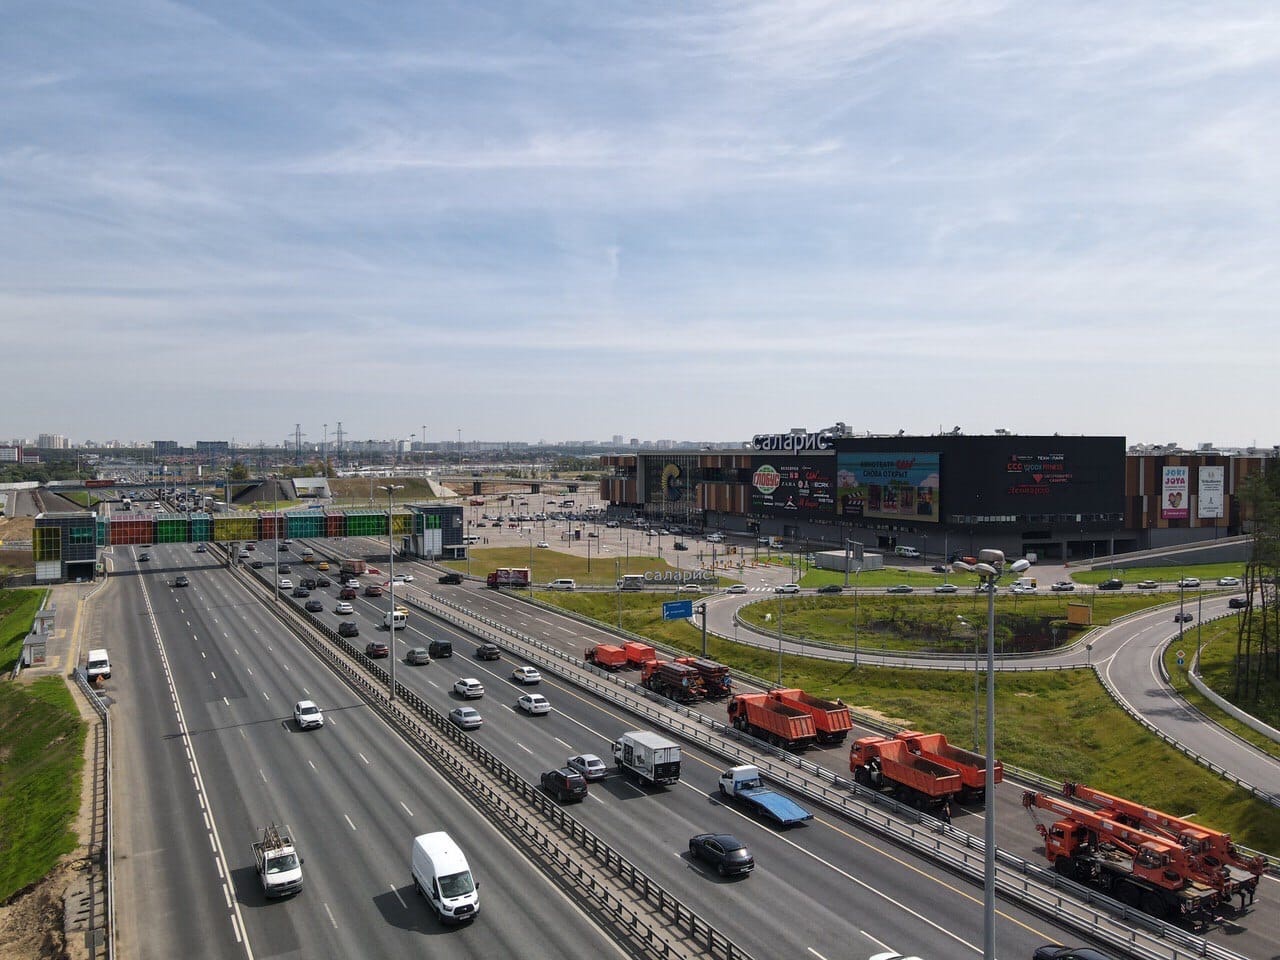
[547,578,576,591]
[411,832,479,922]
[894,545,921,558]
[86,648,111,681]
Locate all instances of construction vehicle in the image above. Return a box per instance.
[623,641,656,667]
[718,765,813,827]
[767,688,853,744]
[895,731,1001,802]
[849,735,961,807]
[340,558,367,576]
[1062,782,1261,907]
[612,730,681,786]
[252,823,304,898]
[486,567,531,589]
[727,693,817,750]
[640,659,706,703]
[1022,790,1220,925]
[674,656,733,697]
[584,644,627,670]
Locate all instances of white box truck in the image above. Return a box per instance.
[612,730,681,786]
[411,832,479,922]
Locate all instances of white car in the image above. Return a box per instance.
[1010,583,1037,594]
[1217,575,1241,586]
[1177,577,1201,588]
[344,578,360,588]
[706,533,724,543]
[517,693,551,715]
[536,541,550,549]
[293,699,324,729]
[334,601,354,614]
[278,578,294,590]
[1050,581,1076,592]
[511,665,542,684]
[392,573,415,583]
[775,583,800,594]
[726,584,748,594]
[567,753,607,781]
[448,706,483,730]
[933,583,958,594]
[679,583,702,593]
[453,678,485,699]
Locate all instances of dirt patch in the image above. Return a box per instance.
[0,861,76,960]
[0,518,35,542]
[852,706,913,728]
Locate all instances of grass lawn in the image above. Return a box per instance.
[1072,562,1247,585]
[445,546,728,588]
[0,588,47,673]
[0,677,86,900]
[538,591,1280,853]
[328,477,441,506]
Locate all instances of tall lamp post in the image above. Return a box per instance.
[379,484,403,703]
[952,548,1029,960]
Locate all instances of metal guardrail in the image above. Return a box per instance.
[411,588,1257,960]
[73,668,113,960]
[238,560,754,960]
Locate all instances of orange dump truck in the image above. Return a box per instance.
[623,641,657,667]
[584,644,628,671]
[727,693,817,750]
[767,688,853,744]
[849,735,961,807]
[895,731,1001,802]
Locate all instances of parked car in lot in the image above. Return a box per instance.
[931,564,948,573]
[726,584,748,594]
[688,833,754,877]
[453,678,485,699]
[1218,575,1241,586]
[304,599,323,613]
[1050,581,1075,592]
[1137,579,1159,590]
[511,666,542,684]
[405,647,431,665]
[365,640,390,658]
[566,753,607,781]
[516,693,551,715]
[1097,578,1124,591]
[475,643,500,660]
[933,583,958,594]
[1229,596,1249,609]
[293,700,324,730]
[449,706,483,730]
[816,584,843,594]
[540,767,586,802]
[775,583,800,594]
[338,620,360,638]
[886,584,914,594]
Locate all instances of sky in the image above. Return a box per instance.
[3,1,1278,449]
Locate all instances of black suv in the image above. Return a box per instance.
[338,621,360,638]
[429,639,453,658]
[301,577,317,590]
[1097,578,1124,591]
[438,572,463,585]
[540,768,587,803]
[174,575,190,587]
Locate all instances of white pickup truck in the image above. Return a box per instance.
[252,824,304,897]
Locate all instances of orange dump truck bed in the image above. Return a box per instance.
[585,644,628,670]
[728,693,817,749]
[623,641,657,666]
[851,735,961,802]
[768,688,853,743]
[896,731,1001,796]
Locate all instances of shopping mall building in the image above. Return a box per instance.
[600,431,1271,564]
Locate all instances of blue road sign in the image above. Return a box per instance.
[662,600,694,621]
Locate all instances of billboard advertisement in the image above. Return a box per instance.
[1198,466,1224,519]
[1162,466,1190,520]
[750,457,836,517]
[836,453,940,523]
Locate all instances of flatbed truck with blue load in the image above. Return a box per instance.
[717,765,813,826]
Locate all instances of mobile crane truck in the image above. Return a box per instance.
[1022,790,1219,926]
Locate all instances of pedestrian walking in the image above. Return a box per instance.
[940,801,952,825]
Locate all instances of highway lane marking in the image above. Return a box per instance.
[389,885,407,910]
[517,742,533,754]
[400,801,413,817]
[323,901,338,928]
[308,760,317,771]
[359,752,371,765]
[223,697,229,706]
[246,667,253,676]
[211,671,217,679]
[201,651,207,659]
[344,814,357,831]
[259,769,268,783]
[806,949,832,960]
[555,737,573,748]
[263,690,270,701]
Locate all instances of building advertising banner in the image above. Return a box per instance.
[836,453,940,523]
[1198,466,1224,519]
[1161,466,1189,520]
[750,458,836,517]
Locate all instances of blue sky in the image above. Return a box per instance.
[3,2,1277,447]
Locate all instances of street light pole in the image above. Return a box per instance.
[379,484,403,703]
[953,548,1029,960]
[852,567,862,667]
[776,595,784,685]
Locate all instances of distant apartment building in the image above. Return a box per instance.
[195,440,230,462]
[37,433,69,449]
[0,445,20,462]
[153,440,179,455]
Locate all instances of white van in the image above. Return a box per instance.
[411,832,479,922]
[894,545,921,558]
[384,608,408,630]
[547,578,576,591]
[87,649,111,681]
